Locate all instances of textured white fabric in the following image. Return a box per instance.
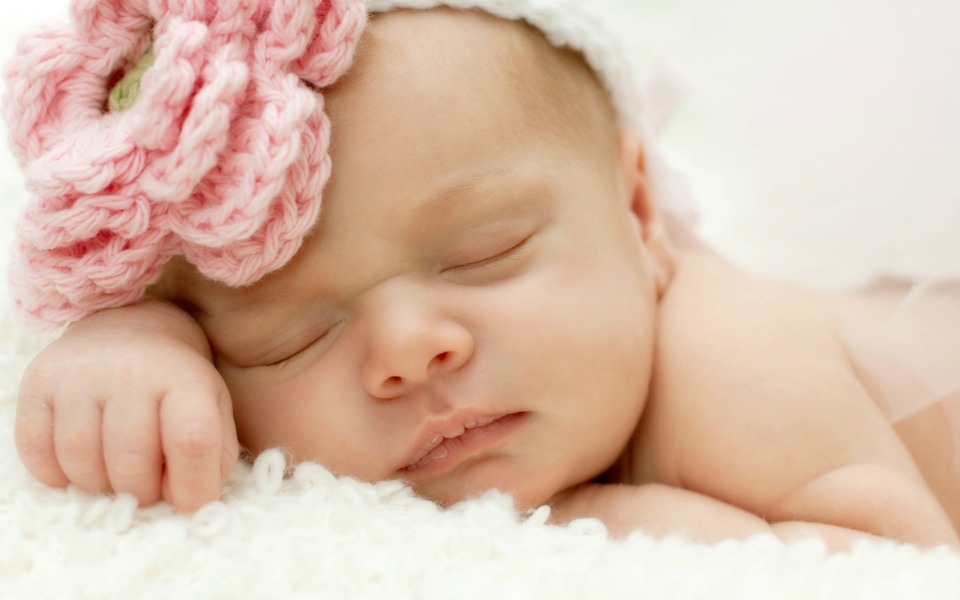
[1,423,959,598]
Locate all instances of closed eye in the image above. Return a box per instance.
[447,233,535,273]
[259,322,341,368]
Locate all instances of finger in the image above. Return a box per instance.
[217,388,240,483]
[101,395,163,506]
[160,384,223,512]
[15,391,69,488]
[53,396,111,495]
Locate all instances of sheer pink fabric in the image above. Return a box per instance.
[843,280,960,472]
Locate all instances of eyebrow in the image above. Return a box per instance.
[407,164,551,225]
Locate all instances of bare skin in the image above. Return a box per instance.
[563,252,959,547]
[14,9,960,550]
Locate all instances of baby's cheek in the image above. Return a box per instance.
[221,364,387,480]
[220,367,318,453]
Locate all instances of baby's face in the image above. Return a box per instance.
[160,9,669,508]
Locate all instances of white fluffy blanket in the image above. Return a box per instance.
[2,1,959,598]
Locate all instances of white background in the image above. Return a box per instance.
[597,0,960,288]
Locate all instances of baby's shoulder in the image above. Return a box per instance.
[639,252,878,492]
[657,251,842,365]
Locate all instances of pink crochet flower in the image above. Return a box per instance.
[3,0,367,329]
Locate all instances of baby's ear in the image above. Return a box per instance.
[618,132,675,297]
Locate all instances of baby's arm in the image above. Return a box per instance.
[15,300,238,511]
[550,482,884,551]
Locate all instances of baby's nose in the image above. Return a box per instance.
[360,301,474,399]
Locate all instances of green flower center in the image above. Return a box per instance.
[108,50,155,112]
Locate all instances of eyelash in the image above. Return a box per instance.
[263,323,338,368]
[450,234,534,273]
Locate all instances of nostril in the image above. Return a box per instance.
[429,352,451,371]
[375,349,465,396]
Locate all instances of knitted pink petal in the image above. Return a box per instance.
[9,224,176,328]
[183,108,329,284]
[294,0,367,86]
[137,26,249,201]
[169,0,363,264]
[259,0,322,67]
[126,19,212,153]
[167,71,314,248]
[3,28,102,166]
[18,188,152,251]
[23,117,145,199]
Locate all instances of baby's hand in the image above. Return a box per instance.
[15,300,239,512]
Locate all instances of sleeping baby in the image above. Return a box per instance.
[6,0,959,551]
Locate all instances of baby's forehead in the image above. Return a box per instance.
[360,8,554,74]
[342,8,616,137]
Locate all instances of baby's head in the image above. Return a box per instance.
[8,1,677,507]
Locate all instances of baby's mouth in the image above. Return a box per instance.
[401,413,523,473]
